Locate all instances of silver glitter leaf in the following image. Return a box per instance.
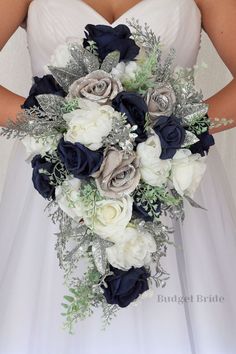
[48,65,81,92]
[100,51,120,73]
[36,94,65,117]
[182,130,199,147]
[182,105,208,125]
[103,114,137,152]
[92,236,112,275]
[83,49,100,73]
[184,195,207,210]
[68,43,85,63]
[68,43,100,74]
[64,237,91,262]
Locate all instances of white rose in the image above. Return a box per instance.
[22,134,62,160]
[111,61,138,82]
[171,149,207,198]
[84,196,133,241]
[63,99,115,150]
[106,226,156,270]
[55,177,83,221]
[136,135,171,187]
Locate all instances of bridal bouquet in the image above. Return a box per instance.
[1,20,219,331]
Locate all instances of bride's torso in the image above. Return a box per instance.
[25,0,202,77]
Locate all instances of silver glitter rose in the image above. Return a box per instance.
[93,147,141,199]
[67,70,123,104]
[146,84,176,121]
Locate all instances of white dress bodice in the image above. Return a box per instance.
[26,0,202,77]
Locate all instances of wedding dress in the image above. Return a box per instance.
[0,0,236,353]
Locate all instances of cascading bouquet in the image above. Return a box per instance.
[2,19,228,332]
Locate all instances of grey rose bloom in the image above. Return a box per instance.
[67,70,123,104]
[146,84,176,121]
[93,147,141,199]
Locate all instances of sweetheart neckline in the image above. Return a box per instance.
[78,0,148,26]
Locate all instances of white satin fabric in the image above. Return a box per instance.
[0,0,236,353]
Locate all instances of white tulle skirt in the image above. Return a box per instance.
[0,141,236,354]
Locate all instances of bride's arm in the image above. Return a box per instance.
[196,0,236,134]
[0,0,32,127]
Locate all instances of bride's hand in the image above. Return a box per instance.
[195,0,236,134]
[0,0,32,127]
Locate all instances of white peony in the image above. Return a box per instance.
[22,134,62,160]
[63,99,115,150]
[106,226,157,270]
[136,135,171,187]
[171,149,207,198]
[83,196,133,241]
[49,43,71,67]
[44,38,81,74]
[55,177,83,221]
[111,61,138,82]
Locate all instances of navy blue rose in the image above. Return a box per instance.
[102,266,150,308]
[190,131,215,156]
[57,138,103,179]
[22,75,66,109]
[83,24,140,62]
[153,115,186,159]
[112,92,148,144]
[31,155,56,200]
[133,197,161,222]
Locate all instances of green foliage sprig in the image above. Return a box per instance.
[62,98,81,113]
[62,262,102,333]
[122,48,158,94]
[134,182,183,220]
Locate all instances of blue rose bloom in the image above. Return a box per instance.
[22,75,66,109]
[102,266,150,308]
[83,24,140,62]
[57,138,103,179]
[31,155,56,200]
[153,115,186,159]
[190,131,215,156]
[112,91,148,144]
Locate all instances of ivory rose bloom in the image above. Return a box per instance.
[63,99,116,150]
[171,149,207,197]
[106,226,157,270]
[67,70,123,104]
[136,135,171,187]
[93,147,140,199]
[55,178,83,221]
[84,196,133,241]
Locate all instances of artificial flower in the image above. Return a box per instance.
[94,147,140,199]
